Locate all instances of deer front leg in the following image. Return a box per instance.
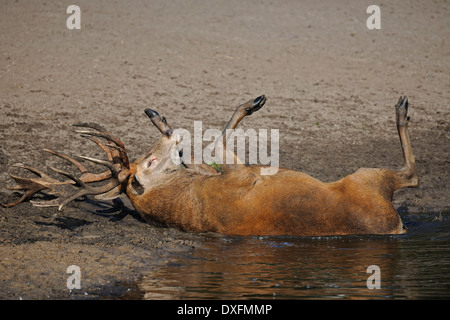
[394,96,419,189]
[216,95,266,174]
[223,95,266,133]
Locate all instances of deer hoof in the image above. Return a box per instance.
[245,95,266,115]
[396,96,409,126]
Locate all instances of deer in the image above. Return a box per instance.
[2,95,419,236]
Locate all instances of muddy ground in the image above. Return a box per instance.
[0,0,448,299]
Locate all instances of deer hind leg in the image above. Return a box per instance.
[393,96,419,190]
[216,95,266,174]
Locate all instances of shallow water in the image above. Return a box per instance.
[136,211,450,299]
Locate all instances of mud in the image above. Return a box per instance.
[0,0,449,299]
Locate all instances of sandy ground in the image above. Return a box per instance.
[0,0,449,299]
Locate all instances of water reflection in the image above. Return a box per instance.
[138,213,450,299]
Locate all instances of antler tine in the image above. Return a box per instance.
[73,122,108,133]
[73,122,126,150]
[74,130,123,149]
[105,143,130,169]
[77,156,119,177]
[56,178,121,211]
[81,135,114,162]
[1,163,71,208]
[44,147,112,183]
[30,185,90,211]
[74,123,130,169]
[46,165,122,211]
[49,166,87,188]
[3,171,49,208]
[10,163,53,180]
[43,149,89,174]
[78,135,130,170]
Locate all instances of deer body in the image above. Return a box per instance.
[3,95,419,237]
[127,166,404,236]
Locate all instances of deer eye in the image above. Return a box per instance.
[147,157,158,168]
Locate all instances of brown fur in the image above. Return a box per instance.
[127,165,410,236]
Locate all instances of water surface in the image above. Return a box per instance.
[136,211,450,299]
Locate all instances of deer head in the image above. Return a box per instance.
[2,95,265,210]
[1,111,179,210]
[128,109,185,195]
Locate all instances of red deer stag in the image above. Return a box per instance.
[2,96,418,236]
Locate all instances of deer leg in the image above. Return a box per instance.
[393,96,419,189]
[217,95,266,174]
[223,95,266,133]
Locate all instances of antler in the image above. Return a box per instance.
[2,123,131,211]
